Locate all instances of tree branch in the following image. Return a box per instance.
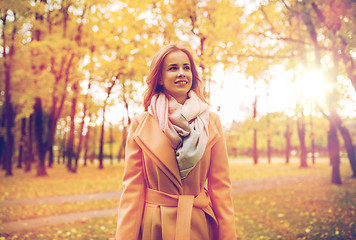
[254,31,331,51]
[233,53,296,59]
[260,5,276,32]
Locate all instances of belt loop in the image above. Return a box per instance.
[175,195,194,240]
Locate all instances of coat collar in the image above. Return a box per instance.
[133,112,220,188]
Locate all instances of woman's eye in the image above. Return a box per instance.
[184,66,191,70]
[169,66,177,71]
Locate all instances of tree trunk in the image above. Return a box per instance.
[297,112,308,168]
[310,114,316,165]
[98,107,106,170]
[267,115,271,164]
[34,98,48,177]
[0,135,4,171]
[17,118,26,169]
[285,117,292,164]
[328,122,341,184]
[57,145,61,165]
[0,117,5,170]
[25,114,34,172]
[75,85,89,168]
[118,79,132,162]
[336,119,356,178]
[98,80,117,169]
[0,112,5,170]
[327,36,342,184]
[61,128,67,165]
[90,125,97,164]
[67,83,78,173]
[253,96,258,165]
[83,118,91,167]
[48,144,54,168]
[74,109,85,170]
[109,122,113,165]
[4,67,14,177]
[47,107,56,168]
[2,13,16,177]
[118,125,127,161]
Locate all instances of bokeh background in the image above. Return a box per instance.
[1,0,355,239]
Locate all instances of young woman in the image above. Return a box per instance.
[116,44,236,240]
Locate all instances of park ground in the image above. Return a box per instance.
[0,157,355,240]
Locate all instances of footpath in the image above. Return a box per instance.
[0,174,328,234]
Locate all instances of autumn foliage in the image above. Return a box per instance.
[0,1,355,178]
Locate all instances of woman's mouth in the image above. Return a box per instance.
[175,80,188,85]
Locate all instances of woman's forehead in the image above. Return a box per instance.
[164,51,190,65]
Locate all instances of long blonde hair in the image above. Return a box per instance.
[143,44,206,110]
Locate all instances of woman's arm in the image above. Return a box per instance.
[207,113,237,239]
[116,115,145,240]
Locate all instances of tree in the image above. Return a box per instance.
[284,115,293,164]
[295,0,355,182]
[296,107,308,168]
[1,8,16,176]
[17,117,26,168]
[98,79,117,169]
[252,95,258,164]
[237,0,355,183]
[309,113,316,164]
[34,98,48,177]
[24,114,35,172]
[65,2,91,172]
[0,110,5,170]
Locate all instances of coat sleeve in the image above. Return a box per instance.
[116,114,145,240]
[207,113,237,240]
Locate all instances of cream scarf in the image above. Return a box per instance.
[148,91,209,179]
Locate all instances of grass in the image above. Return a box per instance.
[0,199,118,223]
[228,157,331,180]
[234,173,356,239]
[0,157,355,239]
[0,157,330,200]
[0,161,125,201]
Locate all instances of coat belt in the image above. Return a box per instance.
[145,188,211,240]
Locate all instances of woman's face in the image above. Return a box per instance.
[160,51,193,104]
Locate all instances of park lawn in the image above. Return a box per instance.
[0,199,118,223]
[0,158,335,224]
[0,162,125,201]
[0,157,330,201]
[0,158,351,224]
[228,157,331,181]
[0,158,356,240]
[233,170,356,240]
[0,160,355,239]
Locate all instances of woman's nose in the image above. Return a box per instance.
[177,69,185,78]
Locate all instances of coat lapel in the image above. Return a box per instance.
[133,112,221,189]
[133,113,182,188]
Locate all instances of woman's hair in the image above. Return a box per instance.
[143,44,206,110]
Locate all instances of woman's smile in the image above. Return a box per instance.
[175,79,189,85]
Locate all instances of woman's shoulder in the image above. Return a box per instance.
[209,111,221,124]
[208,111,224,134]
[133,112,149,120]
[131,112,149,124]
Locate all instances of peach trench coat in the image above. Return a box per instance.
[116,111,236,240]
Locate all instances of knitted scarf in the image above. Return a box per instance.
[148,91,209,179]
